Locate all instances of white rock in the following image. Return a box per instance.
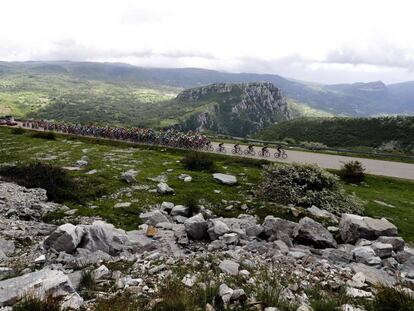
[157,182,175,194]
[34,254,46,264]
[181,275,197,287]
[219,259,239,276]
[93,265,111,280]
[0,268,80,306]
[114,202,132,208]
[346,287,373,298]
[121,170,138,183]
[213,173,237,185]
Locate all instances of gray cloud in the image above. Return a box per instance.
[27,39,217,62]
[326,44,414,70]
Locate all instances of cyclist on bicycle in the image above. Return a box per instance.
[218,142,225,152]
[234,143,241,153]
[277,145,282,156]
[248,144,254,152]
[262,144,269,155]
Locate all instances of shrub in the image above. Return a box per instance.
[364,286,414,311]
[301,141,328,150]
[11,127,25,135]
[339,161,365,183]
[283,137,296,144]
[79,270,96,291]
[256,272,297,311]
[13,295,61,311]
[310,298,340,311]
[182,152,215,171]
[30,131,56,140]
[256,163,362,215]
[152,277,221,311]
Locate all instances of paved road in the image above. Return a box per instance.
[7,123,414,180]
[210,142,414,180]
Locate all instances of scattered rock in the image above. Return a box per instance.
[184,214,208,240]
[121,169,138,183]
[157,182,175,194]
[140,210,169,226]
[213,173,237,185]
[340,214,398,244]
[219,259,239,276]
[293,217,338,249]
[0,268,81,306]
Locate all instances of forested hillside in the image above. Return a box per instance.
[255,116,414,152]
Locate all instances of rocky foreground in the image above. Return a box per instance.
[0,181,413,310]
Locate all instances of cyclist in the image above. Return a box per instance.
[247,144,254,153]
[261,144,269,156]
[277,145,283,156]
[234,143,241,153]
[218,142,225,152]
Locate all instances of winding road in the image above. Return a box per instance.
[7,123,414,180]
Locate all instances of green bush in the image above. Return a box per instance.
[11,128,25,135]
[283,137,296,144]
[30,131,56,140]
[364,286,414,311]
[13,295,60,311]
[256,163,362,215]
[182,152,215,171]
[339,161,365,183]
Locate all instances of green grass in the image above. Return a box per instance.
[343,174,414,243]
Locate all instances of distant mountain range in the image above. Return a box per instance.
[1,60,413,116]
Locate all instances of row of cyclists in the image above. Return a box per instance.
[214,142,287,159]
[22,120,209,149]
[22,120,287,158]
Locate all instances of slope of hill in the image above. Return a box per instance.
[174,82,290,136]
[255,116,414,152]
[1,61,414,120]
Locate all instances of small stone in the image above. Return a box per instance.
[114,202,132,208]
[146,225,158,237]
[219,259,239,276]
[34,255,46,264]
[346,287,373,298]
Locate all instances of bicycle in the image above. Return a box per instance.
[231,147,243,155]
[274,150,288,159]
[244,148,256,156]
[259,149,271,157]
[216,146,226,153]
[204,144,214,152]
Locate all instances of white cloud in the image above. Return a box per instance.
[1,0,414,83]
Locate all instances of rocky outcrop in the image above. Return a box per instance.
[339,214,398,244]
[0,268,80,306]
[177,82,291,137]
[0,182,64,220]
[293,217,337,249]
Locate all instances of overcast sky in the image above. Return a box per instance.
[1,0,414,84]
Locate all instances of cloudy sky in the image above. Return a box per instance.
[1,0,414,84]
